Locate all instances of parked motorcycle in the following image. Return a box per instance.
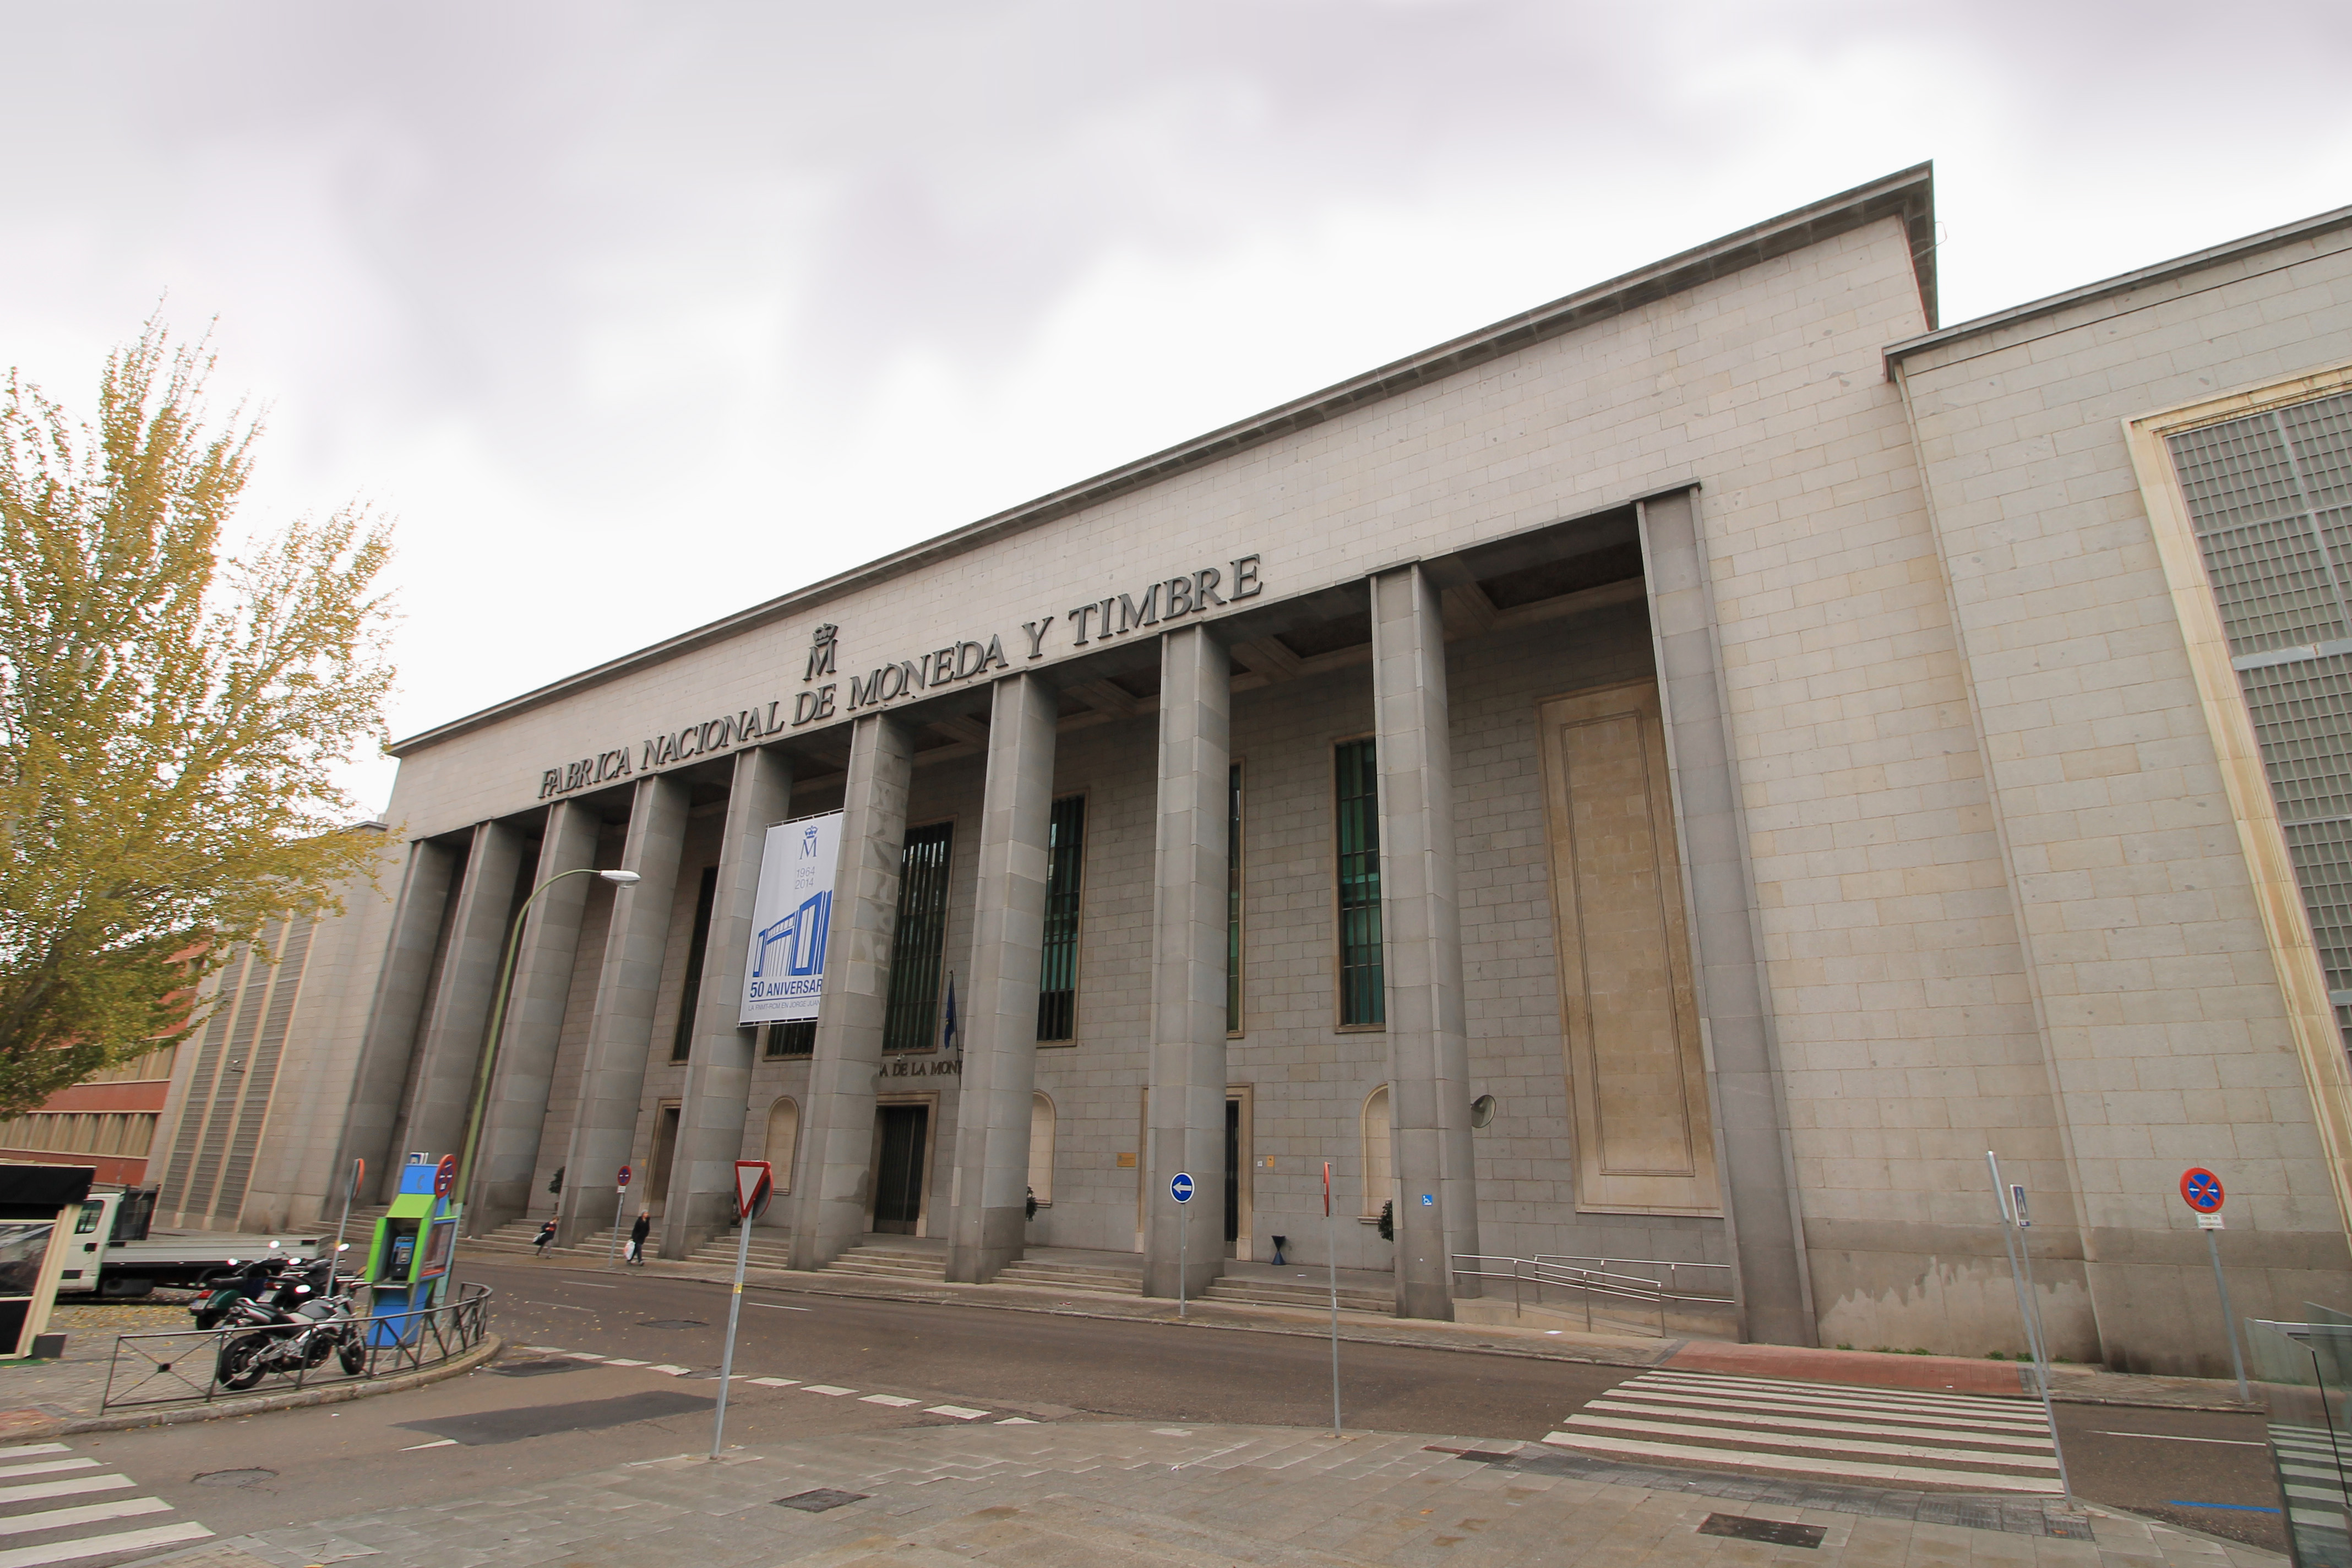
[189,1254,296,1331]
[214,1263,366,1390]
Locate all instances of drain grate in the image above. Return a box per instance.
[776,1489,868,1513]
[639,1319,709,1330]
[1697,1514,1826,1549]
[192,1469,277,1488]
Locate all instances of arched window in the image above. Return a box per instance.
[1360,1086,1391,1219]
[1028,1092,1055,1207]
[765,1097,801,1195]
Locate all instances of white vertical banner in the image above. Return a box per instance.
[739,810,844,1025]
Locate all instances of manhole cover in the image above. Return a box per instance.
[493,1358,579,1376]
[192,1468,277,1488]
[1697,1515,1825,1549]
[638,1319,709,1330]
[776,1489,867,1513]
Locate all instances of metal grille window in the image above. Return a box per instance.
[670,866,720,1063]
[1335,739,1385,1027]
[882,822,954,1053]
[764,1020,815,1058]
[2171,389,2352,1046]
[1036,796,1085,1042]
[1227,762,1244,1036]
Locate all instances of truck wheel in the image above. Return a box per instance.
[99,1277,155,1299]
[217,1337,269,1391]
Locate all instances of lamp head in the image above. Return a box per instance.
[599,870,642,885]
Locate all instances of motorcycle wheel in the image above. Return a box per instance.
[217,1336,269,1392]
[337,1337,366,1376]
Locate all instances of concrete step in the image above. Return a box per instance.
[821,1245,947,1283]
[1202,1278,1391,1313]
[993,1261,1141,1295]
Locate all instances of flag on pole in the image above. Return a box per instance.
[943,971,960,1053]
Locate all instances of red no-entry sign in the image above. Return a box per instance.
[2181,1168,2225,1212]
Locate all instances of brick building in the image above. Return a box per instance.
[151,166,2352,1374]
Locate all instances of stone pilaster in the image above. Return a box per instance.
[469,799,600,1233]
[1636,488,1816,1345]
[556,772,690,1247]
[662,745,793,1261]
[398,819,527,1174]
[1145,625,1231,1300]
[789,713,916,1271]
[334,835,460,1205]
[947,675,1058,1283]
[1373,563,1478,1320]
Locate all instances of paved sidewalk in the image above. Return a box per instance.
[171,1419,2282,1567]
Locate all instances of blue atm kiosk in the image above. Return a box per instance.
[363,1152,456,1346]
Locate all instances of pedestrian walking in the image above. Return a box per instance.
[532,1218,558,1258]
[628,1208,650,1266]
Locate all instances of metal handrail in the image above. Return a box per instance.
[101,1281,493,1411]
[1450,1253,1734,1337]
[1532,1254,1732,1302]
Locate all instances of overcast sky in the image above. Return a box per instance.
[6,2,2348,814]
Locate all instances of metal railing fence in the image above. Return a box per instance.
[101,1281,492,1411]
[1450,1253,1734,1337]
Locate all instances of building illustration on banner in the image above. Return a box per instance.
[740,812,845,1025]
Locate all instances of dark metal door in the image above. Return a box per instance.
[874,1106,928,1234]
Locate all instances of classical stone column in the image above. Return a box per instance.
[398,819,527,1173]
[555,772,690,1246]
[1144,625,1230,1299]
[788,713,915,1271]
[1636,488,1816,1344]
[1373,563,1479,1320]
[334,835,461,1204]
[947,675,1057,1283]
[469,798,600,1233]
[661,745,793,1262]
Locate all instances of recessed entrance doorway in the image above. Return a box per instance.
[647,1103,680,1212]
[873,1104,928,1235]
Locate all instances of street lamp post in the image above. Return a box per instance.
[450,865,640,1241]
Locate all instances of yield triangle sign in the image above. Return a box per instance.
[734,1160,774,1220]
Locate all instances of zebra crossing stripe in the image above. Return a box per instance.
[0,1479,132,1507]
[1636,1371,2044,1420]
[1559,1414,2061,1469]
[0,1498,171,1538]
[0,1466,94,1484]
[1581,1397,2057,1450]
[1598,1385,2049,1433]
[1539,1430,2065,1494]
[0,1520,213,1567]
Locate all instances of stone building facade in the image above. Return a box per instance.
[155,165,2352,1374]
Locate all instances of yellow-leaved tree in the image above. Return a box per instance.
[0,320,395,1117]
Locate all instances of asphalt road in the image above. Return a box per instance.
[76,1260,2289,1555]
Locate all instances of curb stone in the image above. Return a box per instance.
[0,1332,505,1439]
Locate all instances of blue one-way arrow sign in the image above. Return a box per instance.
[1170,1172,1195,1204]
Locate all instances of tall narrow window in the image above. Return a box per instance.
[1335,738,1385,1027]
[1037,796,1086,1041]
[670,865,721,1062]
[883,822,954,1053]
[1227,762,1244,1035]
[764,1020,815,1058]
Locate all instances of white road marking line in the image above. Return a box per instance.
[1540,1431,2062,1494]
[1631,1376,2044,1421]
[2093,1430,2267,1447]
[647,1365,693,1376]
[0,1477,132,1505]
[604,1359,650,1366]
[1585,1398,2055,1449]
[400,1439,458,1451]
[0,1447,67,1461]
[520,1344,570,1352]
[926,1407,988,1419]
[1639,1370,2032,1414]
[565,1353,607,1360]
[749,1378,799,1387]
[1598,1385,2048,1432]
[0,1520,213,1567]
[860,1395,920,1407]
[747,1302,812,1311]
[0,1497,171,1537]
[568,1282,618,1288]
[803,1385,856,1396]
[1152,1429,1194,1436]
[1560,1413,2060,1469]
[0,1461,96,1482]
[523,1302,594,1313]
[997,1417,1038,1425]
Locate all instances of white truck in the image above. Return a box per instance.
[50,1188,323,1298]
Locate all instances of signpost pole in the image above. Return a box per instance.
[328,1158,363,1297]
[1986,1153,2072,1504]
[2206,1225,2250,1402]
[1179,1189,1189,1321]
[1325,1160,1341,1438]
[607,1169,631,1271]
[711,1162,770,1460]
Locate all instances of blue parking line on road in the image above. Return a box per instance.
[2166,1501,2282,1513]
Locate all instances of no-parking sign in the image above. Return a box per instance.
[2181,1168,2225,1213]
